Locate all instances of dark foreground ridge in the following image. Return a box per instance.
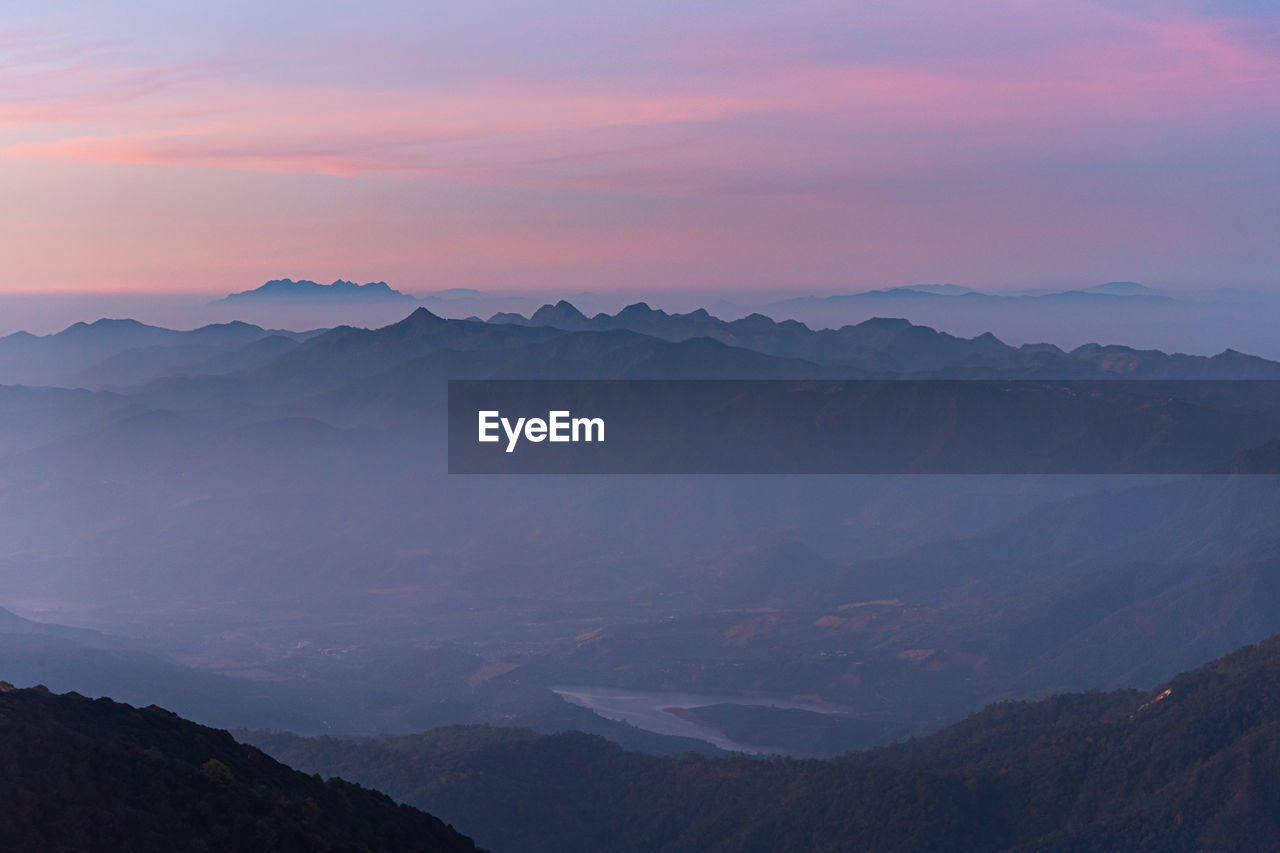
[247,635,1280,853]
[0,683,480,852]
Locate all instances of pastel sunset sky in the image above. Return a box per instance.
[2,0,1277,294]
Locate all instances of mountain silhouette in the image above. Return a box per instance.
[0,684,479,852]
[487,301,1272,377]
[216,278,414,303]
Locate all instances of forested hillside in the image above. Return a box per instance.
[0,683,480,852]
[246,635,1280,852]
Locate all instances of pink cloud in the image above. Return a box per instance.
[2,1,1278,293]
[5,2,1275,198]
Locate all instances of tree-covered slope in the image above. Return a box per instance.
[0,684,480,852]
[246,635,1280,852]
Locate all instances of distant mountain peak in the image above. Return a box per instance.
[856,317,914,330]
[63,318,150,332]
[1087,281,1150,294]
[616,301,665,318]
[54,318,167,340]
[892,284,978,296]
[529,300,589,327]
[393,306,447,327]
[422,287,486,300]
[734,312,781,330]
[216,278,414,304]
[183,320,271,338]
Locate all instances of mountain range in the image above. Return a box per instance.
[0,318,320,388]
[768,280,1171,311]
[243,634,1280,852]
[486,301,1278,378]
[216,278,415,304]
[4,302,1278,395]
[3,303,1280,766]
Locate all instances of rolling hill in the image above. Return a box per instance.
[245,635,1280,852]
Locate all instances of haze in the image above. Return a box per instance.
[4,3,1280,846]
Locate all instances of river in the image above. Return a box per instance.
[552,685,837,754]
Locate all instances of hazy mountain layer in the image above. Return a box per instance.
[2,305,1279,759]
[217,278,414,303]
[0,318,319,388]
[489,301,1280,377]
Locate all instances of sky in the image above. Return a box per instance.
[1,0,1278,295]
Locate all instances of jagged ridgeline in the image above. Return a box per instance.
[0,684,479,853]
[216,279,416,304]
[4,300,1279,390]
[487,300,1280,377]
